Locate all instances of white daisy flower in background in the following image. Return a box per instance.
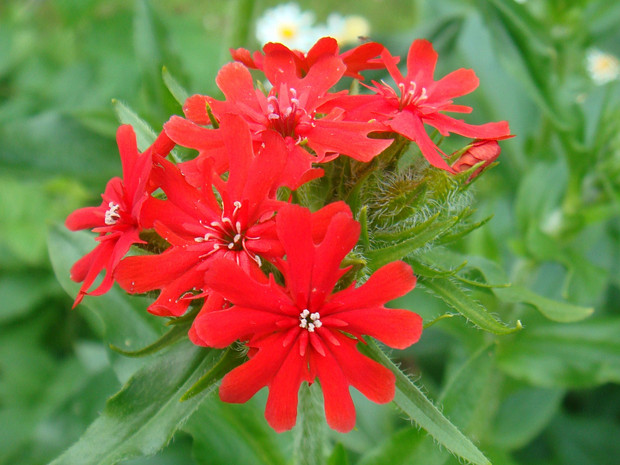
[322,13,371,46]
[586,48,620,85]
[255,3,371,51]
[255,3,320,50]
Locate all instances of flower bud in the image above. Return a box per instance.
[451,139,501,179]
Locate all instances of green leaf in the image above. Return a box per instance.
[48,225,162,350]
[113,99,181,162]
[48,340,218,465]
[112,99,158,151]
[497,317,620,388]
[359,340,491,465]
[181,347,244,401]
[327,443,349,465]
[109,323,190,358]
[185,396,290,465]
[420,277,521,335]
[366,215,459,272]
[162,66,189,106]
[476,0,565,126]
[358,344,496,465]
[490,387,564,450]
[466,256,594,322]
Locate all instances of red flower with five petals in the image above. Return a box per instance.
[195,203,422,432]
[65,125,174,307]
[323,39,511,172]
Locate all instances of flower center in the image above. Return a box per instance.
[266,88,310,138]
[104,202,121,225]
[379,80,429,111]
[194,201,261,265]
[299,309,322,332]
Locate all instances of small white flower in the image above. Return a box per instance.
[255,3,320,51]
[319,13,370,46]
[586,48,620,85]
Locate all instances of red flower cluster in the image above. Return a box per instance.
[66,37,509,432]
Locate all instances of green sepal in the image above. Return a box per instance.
[359,339,491,465]
[420,276,522,335]
[181,347,245,401]
[162,66,190,106]
[109,322,190,358]
[434,214,494,246]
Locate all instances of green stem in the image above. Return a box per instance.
[293,383,326,465]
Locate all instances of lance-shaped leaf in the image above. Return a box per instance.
[366,214,459,272]
[359,339,491,465]
[162,66,190,106]
[466,256,594,323]
[358,344,496,465]
[112,99,182,162]
[420,277,521,335]
[48,340,222,465]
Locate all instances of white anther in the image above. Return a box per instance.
[289,88,297,97]
[268,113,280,120]
[313,320,322,328]
[233,234,241,243]
[228,243,235,249]
[300,309,310,318]
[308,323,316,332]
[299,319,308,329]
[310,312,320,321]
[291,98,300,106]
[104,202,121,225]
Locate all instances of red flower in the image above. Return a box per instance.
[115,115,288,317]
[323,39,511,172]
[177,53,392,189]
[230,36,391,80]
[65,125,174,307]
[195,203,422,432]
[452,139,503,180]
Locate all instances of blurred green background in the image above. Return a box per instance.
[1,0,619,464]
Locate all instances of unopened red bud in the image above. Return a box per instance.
[452,139,501,179]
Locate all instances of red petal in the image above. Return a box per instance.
[194,307,289,348]
[264,337,308,432]
[183,94,213,125]
[65,206,105,231]
[314,346,356,432]
[424,112,511,140]
[306,120,392,162]
[428,68,479,104]
[276,204,314,308]
[216,62,260,111]
[203,258,293,313]
[389,111,455,172]
[340,307,423,349]
[115,248,199,294]
[329,332,395,403]
[219,333,289,403]
[309,211,360,309]
[328,261,417,310]
[406,39,438,89]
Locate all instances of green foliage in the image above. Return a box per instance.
[2,0,619,464]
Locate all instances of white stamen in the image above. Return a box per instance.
[299,309,322,332]
[104,202,121,225]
